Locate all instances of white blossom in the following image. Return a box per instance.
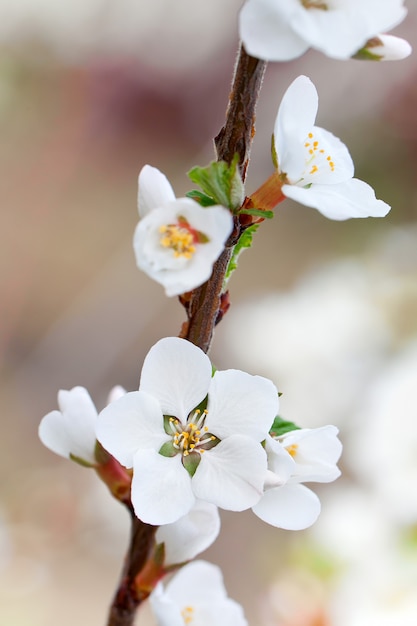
[150,560,248,626]
[252,426,342,530]
[348,339,417,525]
[239,0,409,61]
[39,386,98,465]
[156,501,220,566]
[275,75,390,220]
[133,165,233,297]
[97,337,278,525]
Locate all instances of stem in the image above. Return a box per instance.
[106,45,267,626]
[106,515,157,626]
[184,46,267,353]
[215,46,267,179]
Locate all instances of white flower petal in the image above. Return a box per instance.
[252,483,321,530]
[281,425,342,483]
[297,126,354,186]
[291,7,373,59]
[96,391,168,468]
[156,501,220,566]
[192,435,267,511]
[39,386,97,464]
[239,0,309,61]
[131,449,195,525]
[282,178,390,220]
[107,385,126,403]
[137,165,175,217]
[206,370,278,440]
[149,584,185,626]
[265,435,295,482]
[139,337,212,421]
[274,75,318,182]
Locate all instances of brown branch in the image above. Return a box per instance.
[215,46,267,178]
[183,46,267,353]
[106,45,267,626]
[106,515,157,626]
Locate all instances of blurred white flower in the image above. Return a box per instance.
[97,337,278,525]
[134,165,233,296]
[150,560,248,626]
[239,0,408,61]
[252,426,342,530]
[39,386,98,465]
[223,261,391,427]
[310,485,394,564]
[156,501,220,566]
[348,339,417,525]
[329,549,417,626]
[274,76,390,220]
[0,0,243,68]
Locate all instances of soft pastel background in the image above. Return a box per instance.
[1,1,417,624]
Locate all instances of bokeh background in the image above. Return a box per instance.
[1,1,417,624]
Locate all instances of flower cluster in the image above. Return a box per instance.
[36,0,412,622]
[40,337,341,534]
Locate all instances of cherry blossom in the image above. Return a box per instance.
[150,560,248,626]
[274,75,390,220]
[239,0,409,61]
[134,165,233,296]
[96,336,278,525]
[252,426,342,529]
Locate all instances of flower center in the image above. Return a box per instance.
[159,222,197,259]
[303,131,335,177]
[285,443,299,458]
[169,409,217,456]
[181,605,195,624]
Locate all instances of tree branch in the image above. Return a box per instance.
[105,44,267,626]
[183,46,267,353]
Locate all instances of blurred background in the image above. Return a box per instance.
[1,1,417,624]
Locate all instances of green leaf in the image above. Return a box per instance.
[186,190,218,207]
[225,223,259,282]
[239,208,274,219]
[188,155,244,211]
[270,415,301,437]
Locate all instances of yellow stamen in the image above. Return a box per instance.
[286,444,298,458]
[159,224,196,259]
[182,606,194,624]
